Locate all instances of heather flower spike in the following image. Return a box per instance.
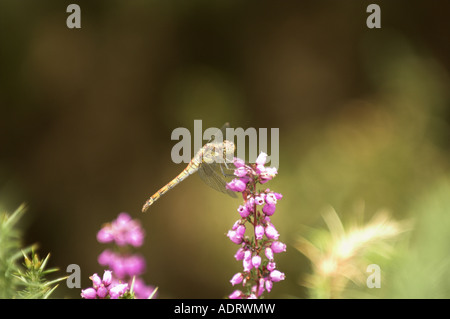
[81,269,130,299]
[225,152,285,298]
[82,213,157,299]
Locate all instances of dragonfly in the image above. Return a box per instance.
[142,123,237,212]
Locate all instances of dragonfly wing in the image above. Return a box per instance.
[197,162,237,198]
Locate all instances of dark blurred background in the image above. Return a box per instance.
[0,0,450,298]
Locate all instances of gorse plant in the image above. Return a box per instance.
[14,249,67,299]
[0,204,26,298]
[0,204,65,299]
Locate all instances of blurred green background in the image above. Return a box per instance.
[1,0,450,298]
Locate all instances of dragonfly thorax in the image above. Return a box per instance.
[200,140,235,165]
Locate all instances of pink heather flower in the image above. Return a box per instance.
[271,241,287,253]
[265,193,277,205]
[125,227,145,247]
[265,224,280,240]
[269,270,285,282]
[96,286,108,298]
[231,220,240,230]
[234,247,246,261]
[273,192,283,200]
[265,280,273,292]
[108,256,126,278]
[245,197,255,212]
[267,261,276,271]
[233,157,246,168]
[234,166,248,178]
[266,167,278,177]
[81,287,97,299]
[258,278,265,296]
[243,257,253,272]
[102,270,112,286]
[252,255,262,268]
[255,152,268,175]
[115,212,132,225]
[226,179,247,192]
[107,254,145,279]
[97,213,145,247]
[230,273,244,286]
[229,290,243,299]
[227,230,243,244]
[255,225,264,240]
[256,152,268,166]
[97,228,114,243]
[124,255,146,277]
[244,250,252,260]
[236,225,246,237]
[237,205,250,218]
[266,166,277,174]
[265,247,274,260]
[98,249,115,266]
[90,273,102,289]
[109,283,129,299]
[260,167,277,183]
[255,195,265,206]
[256,164,266,175]
[262,203,276,216]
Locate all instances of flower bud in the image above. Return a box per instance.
[233,157,245,168]
[255,225,264,240]
[265,280,273,292]
[269,270,285,282]
[109,283,129,299]
[262,203,276,216]
[256,152,268,166]
[252,255,262,268]
[236,225,246,237]
[255,195,265,206]
[229,290,243,299]
[230,273,244,286]
[234,167,248,177]
[243,257,253,272]
[227,230,243,244]
[97,285,108,298]
[267,261,276,271]
[234,247,245,261]
[237,205,250,218]
[265,247,274,260]
[96,227,114,243]
[265,224,280,240]
[89,273,102,289]
[265,193,277,205]
[102,270,112,286]
[81,288,97,299]
[271,241,286,253]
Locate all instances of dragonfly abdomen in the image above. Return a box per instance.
[142,159,200,212]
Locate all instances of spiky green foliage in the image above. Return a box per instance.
[0,204,28,298]
[13,249,67,299]
[0,204,66,298]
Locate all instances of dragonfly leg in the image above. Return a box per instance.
[220,162,235,177]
